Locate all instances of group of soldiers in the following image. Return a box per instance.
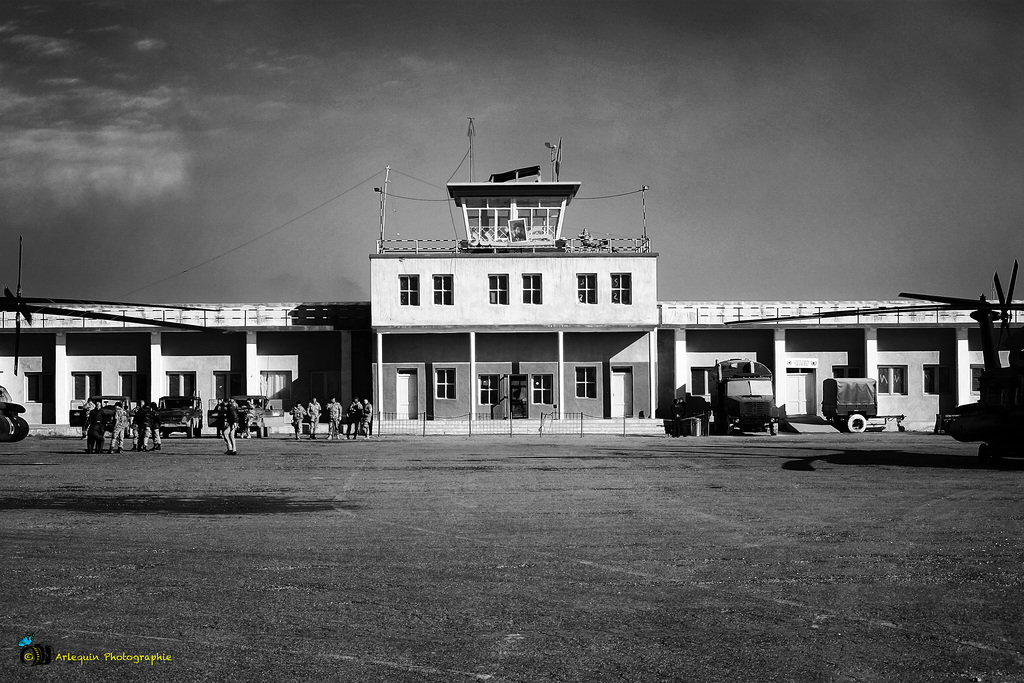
[290,397,373,440]
[81,400,164,454]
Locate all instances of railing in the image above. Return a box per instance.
[373,411,664,437]
[658,301,1019,327]
[376,235,651,255]
[0,306,300,331]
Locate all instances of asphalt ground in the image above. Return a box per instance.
[3,432,1023,682]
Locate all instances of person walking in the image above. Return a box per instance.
[223,399,239,454]
[109,402,129,453]
[361,398,374,438]
[345,397,361,439]
[80,398,95,439]
[307,397,322,440]
[290,402,306,440]
[327,398,341,440]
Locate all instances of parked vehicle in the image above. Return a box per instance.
[822,378,904,433]
[709,359,777,435]
[156,396,204,438]
[69,396,131,432]
[208,395,270,438]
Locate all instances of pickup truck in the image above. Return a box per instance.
[156,396,204,438]
[69,396,131,432]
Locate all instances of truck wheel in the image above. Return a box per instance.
[846,414,868,433]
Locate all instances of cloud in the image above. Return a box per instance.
[1,128,190,207]
[135,37,166,52]
[6,33,74,57]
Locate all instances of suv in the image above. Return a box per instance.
[69,396,132,432]
[208,395,269,438]
[156,396,204,438]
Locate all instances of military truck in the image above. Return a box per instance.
[156,396,204,438]
[709,359,777,435]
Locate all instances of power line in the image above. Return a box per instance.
[120,169,385,299]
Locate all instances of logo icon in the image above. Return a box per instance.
[19,632,52,667]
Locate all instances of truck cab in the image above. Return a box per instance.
[709,359,777,435]
[157,396,204,438]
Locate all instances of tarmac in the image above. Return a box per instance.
[3,432,1023,681]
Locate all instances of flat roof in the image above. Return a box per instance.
[446,181,582,206]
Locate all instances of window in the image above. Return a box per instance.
[691,367,714,396]
[878,366,907,395]
[971,365,985,394]
[399,275,420,306]
[436,368,456,399]
[466,199,511,244]
[261,371,292,400]
[166,372,196,397]
[532,374,553,404]
[515,199,561,241]
[611,273,632,304]
[26,373,54,403]
[119,372,148,401]
[522,274,542,304]
[488,275,509,305]
[433,275,453,305]
[310,371,340,401]
[923,365,952,395]
[214,372,242,401]
[479,374,500,406]
[73,372,101,400]
[577,274,597,304]
[575,367,597,399]
[832,366,862,378]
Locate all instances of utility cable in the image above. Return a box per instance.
[120,169,385,298]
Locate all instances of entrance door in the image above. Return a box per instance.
[509,375,528,418]
[785,370,816,416]
[610,368,633,418]
[396,370,418,419]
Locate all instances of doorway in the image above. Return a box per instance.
[785,370,816,416]
[509,374,528,418]
[396,370,418,419]
[610,367,634,418]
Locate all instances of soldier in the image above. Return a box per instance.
[86,402,106,454]
[290,402,306,440]
[109,402,129,454]
[133,402,152,451]
[81,397,95,438]
[345,397,361,439]
[147,402,162,451]
[307,397,321,440]
[327,398,342,440]
[361,398,374,439]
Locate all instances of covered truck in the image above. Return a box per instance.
[709,359,777,435]
[822,377,904,432]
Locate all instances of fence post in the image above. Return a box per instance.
[580,412,584,438]
[422,413,426,437]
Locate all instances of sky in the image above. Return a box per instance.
[1,0,1022,305]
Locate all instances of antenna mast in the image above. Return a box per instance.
[641,185,649,239]
[377,166,391,244]
[467,118,475,182]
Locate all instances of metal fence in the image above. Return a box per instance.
[374,412,664,437]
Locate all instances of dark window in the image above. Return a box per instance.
[577,274,597,304]
[433,275,453,305]
[436,368,456,399]
[399,275,420,306]
[522,274,542,304]
[575,367,597,399]
[611,273,632,305]
[488,274,509,305]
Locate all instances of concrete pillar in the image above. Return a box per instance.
[648,328,657,418]
[54,332,68,424]
[674,328,688,399]
[469,331,477,421]
[773,328,788,411]
[557,330,564,419]
[245,330,259,394]
[375,332,383,412]
[865,327,879,381]
[149,331,162,403]
[955,326,971,407]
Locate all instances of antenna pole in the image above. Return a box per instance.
[467,118,475,182]
[641,185,649,239]
[379,165,390,243]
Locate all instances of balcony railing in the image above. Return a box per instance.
[376,235,651,255]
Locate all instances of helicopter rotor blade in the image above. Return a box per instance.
[17,235,23,298]
[14,311,21,376]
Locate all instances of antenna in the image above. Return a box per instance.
[641,185,650,239]
[467,118,475,182]
[544,138,562,181]
[374,166,391,245]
